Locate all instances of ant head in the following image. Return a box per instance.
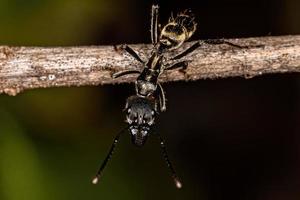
[125,96,157,147]
[129,125,150,147]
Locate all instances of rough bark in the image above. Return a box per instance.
[0,35,299,96]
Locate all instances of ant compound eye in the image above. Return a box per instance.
[151,110,155,115]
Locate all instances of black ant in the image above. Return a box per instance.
[92,4,242,189]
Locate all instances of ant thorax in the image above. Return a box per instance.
[135,53,163,97]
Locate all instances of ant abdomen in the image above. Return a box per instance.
[159,9,197,50]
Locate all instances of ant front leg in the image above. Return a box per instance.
[92,127,127,184]
[157,134,182,189]
[114,44,145,64]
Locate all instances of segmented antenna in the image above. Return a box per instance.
[92,127,127,184]
[158,135,182,189]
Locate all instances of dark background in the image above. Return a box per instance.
[0,0,299,200]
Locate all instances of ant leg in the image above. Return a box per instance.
[203,39,243,48]
[157,83,166,112]
[171,38,246,61]
[112,70,140,79]
[151,5,159,45]
[114,44,145,64]
[204,39,264,48]
[157,134,182,189]
[165,61,188,72]
[92,127,127,184]
[170,42,200,60]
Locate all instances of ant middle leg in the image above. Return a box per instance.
[114,44,145,64]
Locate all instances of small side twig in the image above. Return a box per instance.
[0,35,299,96]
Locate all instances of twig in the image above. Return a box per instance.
[0,35,299,96]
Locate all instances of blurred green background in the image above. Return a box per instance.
[0,0,300,200]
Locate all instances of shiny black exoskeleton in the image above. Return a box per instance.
[92,4,242,189]
[92,93,183,188]
[92,5,189,189]
[125,96,157,147]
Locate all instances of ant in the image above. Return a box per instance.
[92,4,243,189]
[112,5,198,112]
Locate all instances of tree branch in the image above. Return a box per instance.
[0,35,299,96]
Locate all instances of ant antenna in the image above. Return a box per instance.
[151,5,159,45]
[158,135,182,189]
[92,127,128,185]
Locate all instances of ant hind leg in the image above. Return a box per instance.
[203,39,244,48]
[170,42,200,60]
[114,44,145,64]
